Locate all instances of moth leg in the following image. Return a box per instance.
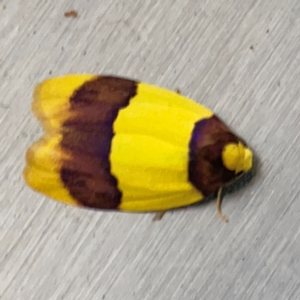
[216,188,229,223]
[175,88,181,94]
[152,211,166,221]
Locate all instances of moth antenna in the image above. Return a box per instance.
[216,188,229,223]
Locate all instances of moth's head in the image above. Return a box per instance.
[222,142,252,175]
[188,116,254,196]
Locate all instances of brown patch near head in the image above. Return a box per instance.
[188,116,239,196]
[60,76,137,209]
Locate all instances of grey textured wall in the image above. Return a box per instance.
[0,1,299,299]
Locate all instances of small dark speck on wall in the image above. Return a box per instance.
[64,10,78,18]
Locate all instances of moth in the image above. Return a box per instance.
[24,75,253,221]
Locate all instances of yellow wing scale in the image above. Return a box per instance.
[24,134,78,206]
[32,74,96,130]
[24,75,97,207]
[112,82,213,211]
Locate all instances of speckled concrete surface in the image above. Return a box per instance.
[0,1,299,299]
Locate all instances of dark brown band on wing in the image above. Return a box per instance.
[60,76,137,209]
[188,115,238,196]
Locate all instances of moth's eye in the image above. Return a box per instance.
[222,142,253,174]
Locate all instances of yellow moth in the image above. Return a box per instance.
[24,75,253,221]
